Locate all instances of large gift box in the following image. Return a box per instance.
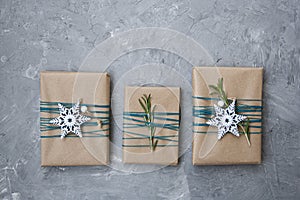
[192,67,263,165]
[40,71,110,166]
[123,86,180,165]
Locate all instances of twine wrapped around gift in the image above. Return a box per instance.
[122,111,179,148]
[40,101,110,138]
[193,96,263,134]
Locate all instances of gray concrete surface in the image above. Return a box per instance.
[0,0,300,199]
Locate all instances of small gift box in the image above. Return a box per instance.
[192,67,263,165]
[123,86,180,165]
[40,71,110,166]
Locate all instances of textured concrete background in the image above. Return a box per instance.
[0,0,300,199]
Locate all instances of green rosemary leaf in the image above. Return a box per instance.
[219,77,223,91]
[147,95,151,112]
[150,126,155,136]
[151,105,156,122]
[209,91,219,96]
[142,94,149,112]
[209,85,219,92]
[246,119,251,146]
[153,140,158,151]
[141,96,147,105]
[245,118,250,134]
[139,93,158,151]
[151,104,156,113]
[138,99,147,113]
[241,118,251,146]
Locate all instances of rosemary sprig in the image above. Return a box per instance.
[239,119,251,146]
[208,78,251,146]
[209,78,229,107]
[138,94,158,151]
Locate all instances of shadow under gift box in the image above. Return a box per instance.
[123,86,180,165]
[192,67,263,165]
[40,71,110,166]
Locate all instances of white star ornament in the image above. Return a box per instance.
[207,99,247,140]
[50,100,91,139]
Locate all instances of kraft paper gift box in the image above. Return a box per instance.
[123,86,180,165]
[40,71,110,166]
[192,67,263,165]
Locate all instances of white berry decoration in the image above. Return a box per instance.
[81,105,88,113]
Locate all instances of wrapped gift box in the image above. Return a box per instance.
[192,67,263,165]
[40,71,110,166]
[123,86,180,165]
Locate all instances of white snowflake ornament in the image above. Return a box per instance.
[207,99,247,140]
[50,100,91,139]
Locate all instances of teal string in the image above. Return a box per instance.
[123,116,179,131]
[123,123,179,131]
[123,130,178,142]
[123,112,179,122]
[81,129,109,134]
[87,110,110,114]
[40,107,109,115]
[40,116,109,120]
[193,130,263,134]
[192,123,262,129]
[192,116,262,123]
[122,144,177,148]
[40,101,110,108]
[123,111,180,146]
[123,112,180,131]
[40,119,109,126]
[123,111,179,116]
[40,101,110,137]
[193,105,262,109]
[192,96,262,102]
[40,101,110,115]
[193,106,262,116]
[40,127,109,133]
[41,134,109,138]
[193,96,263,135]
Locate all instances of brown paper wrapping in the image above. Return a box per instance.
[123,86,180,165]
[40,71,110,166]
[192,67,263,165]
